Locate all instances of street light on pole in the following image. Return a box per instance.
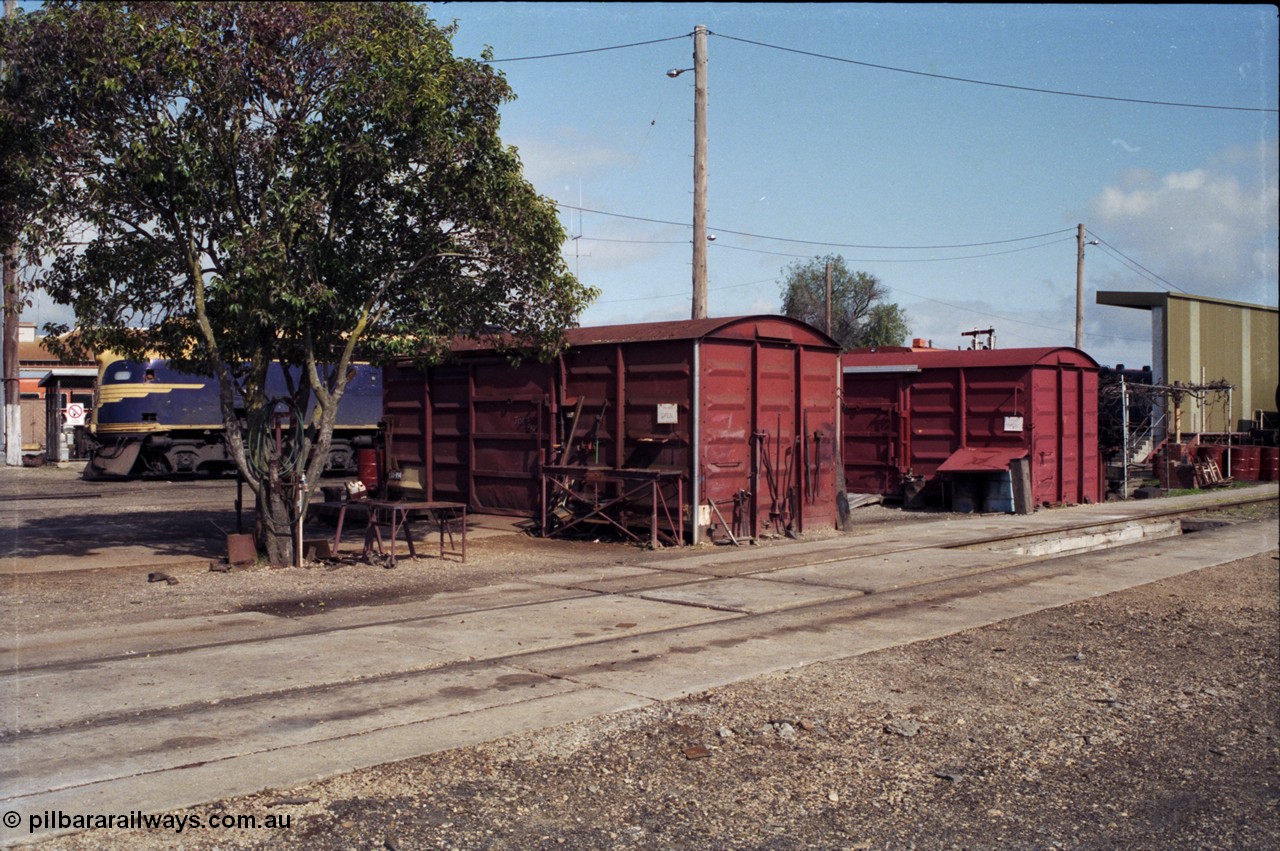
[667,24,708,319]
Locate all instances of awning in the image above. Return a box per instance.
[937,446,1026,473]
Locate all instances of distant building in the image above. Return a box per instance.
[16,323,97,458]
[1096,292,1278,432]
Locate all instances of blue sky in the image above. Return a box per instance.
[18,3,1278,369]
[432,2,1278,367]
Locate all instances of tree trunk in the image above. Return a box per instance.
[255,478,296,567]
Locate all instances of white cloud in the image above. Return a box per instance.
[1087,141,1279,306]
[508,131,631,194]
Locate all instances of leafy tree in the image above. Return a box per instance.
[1,2,596,564]
[779,255,908,350]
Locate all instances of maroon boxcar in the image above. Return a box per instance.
[384,316,841,544]
[841,346,1101,511]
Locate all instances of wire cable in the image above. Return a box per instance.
[708,234,1077,263]
[713,32,1279,114]
[481,33,690,64]
[553,202,1076,251]
[1087,231,1189,293]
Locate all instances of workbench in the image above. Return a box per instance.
[317,498,467,566]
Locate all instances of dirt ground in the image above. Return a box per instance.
[7,470,1276,850]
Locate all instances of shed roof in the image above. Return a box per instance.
[1096,291,1279,314]
[842,346,1098,372]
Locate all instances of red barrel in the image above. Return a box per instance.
[1260,447,1279,482]
[1232,446,1260,481]
[357,448,383,492]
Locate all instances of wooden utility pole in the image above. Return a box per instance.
[1075,223,1086,350]
[3,0,21,466]
[824,261,833,336]
[691,24,708,320]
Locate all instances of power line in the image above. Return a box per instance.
[553,202,1074,251]
[709,235,1077,263]
[575,236,689,245]
[713,32,1279,114]
[1087,231,1189,293]
[710,223,1076,250]
[596,276,776,305]
[480,33,690,63]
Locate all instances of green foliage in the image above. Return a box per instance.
[3,1,596,561]
[779,255,908,350]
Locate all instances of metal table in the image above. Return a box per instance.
[360,499,467,566]
[314,499,467,566]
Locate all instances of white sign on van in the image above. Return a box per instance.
[657,403,679,424]
[1003,416,1024,433]
[65,403,86,426]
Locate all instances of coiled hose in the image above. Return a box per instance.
[246,397,305,480]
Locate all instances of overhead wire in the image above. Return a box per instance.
[553,201,1075,251]
[709,234,1078,263]
[1087,231,1189,293]
[712,32,1279,114]
[479,33,690,64]
[495,29,1237,336]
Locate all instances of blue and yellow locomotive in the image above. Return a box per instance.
[87,356,382,478]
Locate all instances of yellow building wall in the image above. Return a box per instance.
[1165,297,1278,430]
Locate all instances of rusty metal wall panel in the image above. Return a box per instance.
[699,340,753,528]
[753,343,800,536]
[469,360,553,513]
[611,342,694,472]
[425,366,471,505]
[842,374,904,494]
[1028,365,1101,506]
[382,362,430,495]
[907,376,961,474]
[559,346,620,468]
[699,339,839,538]
[1081,368,1101,503]
[796,346,839,532]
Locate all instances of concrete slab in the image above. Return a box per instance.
[4,630,454,734]
[521,565,715,594]
[635,575,865,613]
[263,581,590,632]
[0,612,310,671]
[2,660,591,799]
[360,593,740,658]
[507,522,1277,703]
[763,547,1017,592]
[6,683,650,827]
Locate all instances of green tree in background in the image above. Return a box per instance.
[1,1,597,564]
[779,255,909,350]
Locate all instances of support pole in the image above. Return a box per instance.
[1075,223,1086,350]
[3,0,20,466]
[824,261,832,336]
[691,24,708,320]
